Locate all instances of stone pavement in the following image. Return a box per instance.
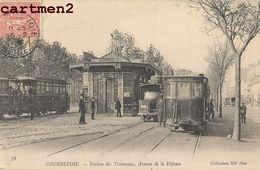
[0,111,142,149]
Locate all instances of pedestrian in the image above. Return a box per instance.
[28,93,36,120]
[157,94,166,127]
[91,98,95,119]
[240,103,247,124]
[209,99,215,119]
[115,98,122,117]
[79,94,86,124]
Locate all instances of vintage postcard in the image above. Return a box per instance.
[0,0,260,170]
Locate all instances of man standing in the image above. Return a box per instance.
[90,98,95,119]
[28,90,36,120]
[240,103,247,124]
[157,94,166,127]
[209,99,215,119]
[79,94,86,124]
[115,98,122,117]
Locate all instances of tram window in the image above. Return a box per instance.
[0,82,3,94]
[58,84,61,94]
[53,83,58,93]
[63,84,66,93]
[46,83,50,93]
[37,82,41,93]
[0,81,8,94]
[49,83,53,93]
[60,84,64,93]
[194,83,202,97]
[40,82,46,93]
[177,82,191,98]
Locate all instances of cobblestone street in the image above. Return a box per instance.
[0,106,260,170]
[0,109,142,149]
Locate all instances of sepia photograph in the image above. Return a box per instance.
[0,0,260,170]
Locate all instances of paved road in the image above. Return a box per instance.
[1,106,260,170]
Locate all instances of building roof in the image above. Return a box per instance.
[70,51,161,74]
[100,52,128,62]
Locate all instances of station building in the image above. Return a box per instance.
[70,52,161,115]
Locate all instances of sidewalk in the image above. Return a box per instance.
[195,106,260,169]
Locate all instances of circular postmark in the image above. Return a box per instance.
[0,13,39,58]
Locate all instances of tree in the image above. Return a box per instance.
[207,68,220,106]
[110,29,140,61]
[145,44,173,75]
[191,0,260,141]
[109,30,173,75]
[0,39,79,80]
[206,42,234,118]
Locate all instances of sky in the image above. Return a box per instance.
[41,0,260,73]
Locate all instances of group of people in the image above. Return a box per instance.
[208,99,247,123]
[78,94,122,124]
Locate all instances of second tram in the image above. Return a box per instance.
[0,77,70,119]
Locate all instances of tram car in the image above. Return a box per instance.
[138,75,163,122]
[0,77,70,119]
[164,75,209,131]
[0,77,10,119]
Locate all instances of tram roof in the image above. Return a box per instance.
[11,77,67,84]
[0,77,9,80]
[163,75,207,79]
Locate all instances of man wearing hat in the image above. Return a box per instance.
[115,98,122,117]
[90,98,96,119]
[157,93,166,127]
[79,93,86,124]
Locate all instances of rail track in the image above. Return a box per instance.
[101,125,157,156]
[144,129,202,158]
[47,121,146,157]
[46,123,203,158]
[192,131,202,158]
[145,130,171,155]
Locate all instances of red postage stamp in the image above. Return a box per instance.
[0,2,40,58]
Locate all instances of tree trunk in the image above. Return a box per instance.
[232,54,241,141]
[219,83,223,118]
[216,84,219,111]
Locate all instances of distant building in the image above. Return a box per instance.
[70,51,161,115]
[174,69,192,76]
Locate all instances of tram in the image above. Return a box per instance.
[138,75,163,122]
[138,74,209,131]
[164,75,209,131]
[0,77,70,119]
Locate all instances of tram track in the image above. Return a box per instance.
[145,130,171,155]
[101,125,157,156]
[143,129,202,158]
[192,131,201,158]
[46,121,146,157]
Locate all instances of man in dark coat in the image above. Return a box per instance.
[157,94,166,127]
[209,99,215,119]
[115,98,122,117]
[90,98,95,119]
[79,95,86,124]
[28,90,36,120]
[240,103,247,124]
